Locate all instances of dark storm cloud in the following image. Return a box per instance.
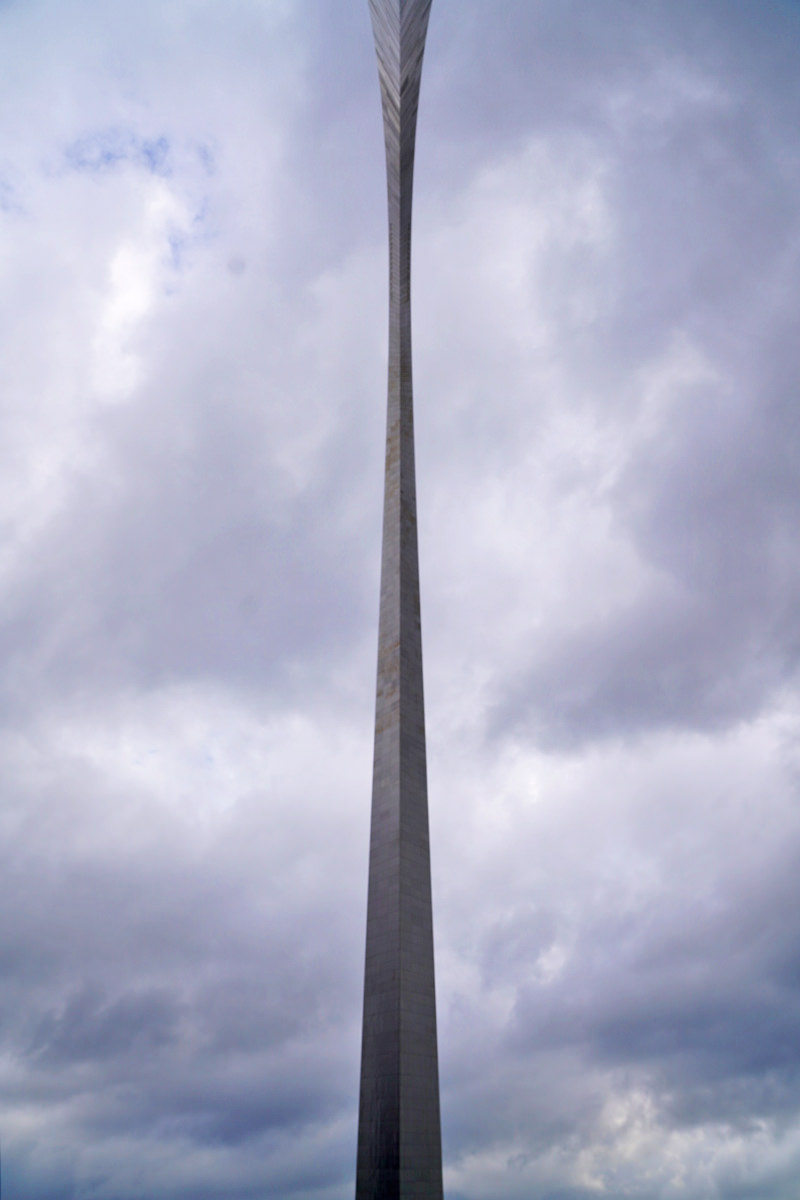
[29,983,180,1065]
[0,698,366,1195]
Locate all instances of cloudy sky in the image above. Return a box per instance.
[2,0,800,1196]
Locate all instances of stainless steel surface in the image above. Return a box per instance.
[356,1,443,1197]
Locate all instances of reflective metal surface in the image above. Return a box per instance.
[356,2,443,1197]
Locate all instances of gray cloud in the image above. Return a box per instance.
[2,1,800,1197]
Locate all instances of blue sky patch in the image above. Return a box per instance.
[65,128,172,176]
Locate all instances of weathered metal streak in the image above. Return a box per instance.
[356,1,442,1198]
